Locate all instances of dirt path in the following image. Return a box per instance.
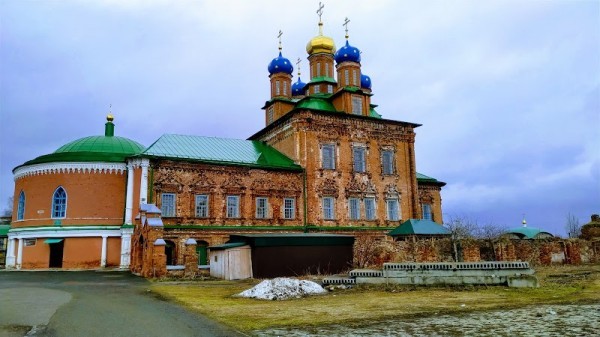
[0,271,246,337]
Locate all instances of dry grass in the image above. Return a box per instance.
[150,264,600,332]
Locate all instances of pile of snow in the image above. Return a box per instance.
[237,277,327,300]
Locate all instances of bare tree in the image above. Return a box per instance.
[444,215,477,262]
[476,222,508,261]
[565,212,582,238]
[2,196,13,217]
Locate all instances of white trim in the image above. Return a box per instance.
[14,162,127,181]
[101,236,108,267]
[125,164,134,225]
[6,238,16,268]
[8,226,122,238]
[139,158,149,204]
[120,227,133,269]
[16,238,23,270]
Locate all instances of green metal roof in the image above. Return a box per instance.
[505,226,554,239]
[141,134,302,171]
[0,224,10,236]
[308,76,337,84]
[416,172,446,186]
[208,242,248,250]
[369,107,382,119]
[388,219,451,236]
[15,122,144,170]
[295,96,339,112]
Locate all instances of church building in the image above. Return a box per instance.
[6,10,445,270]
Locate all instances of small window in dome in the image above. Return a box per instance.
[327,85,333,94]
[352,96,363,115]
[344,70,349,86]
[317,62,321,77]
[314,85,320,94]
[325,63,329,77]
[353,70,358,86]
[267,106,274,124]
[275,81,281,96]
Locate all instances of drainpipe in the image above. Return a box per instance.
[303,168,308,233]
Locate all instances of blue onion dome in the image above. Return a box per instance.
[360,74,372,90]
[292,77,307,96]
[268,52,293,75]
[335,40,361,64]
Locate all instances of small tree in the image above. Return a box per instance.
[444,215,477,262]
[476,222,508,261]
[2,196,13,217]
[565,212,582,238]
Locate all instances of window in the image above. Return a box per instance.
[322,197,335,220]
[353,146,366,173]
[352,96,363,115]
[161,193,176,217]
[275,81,281,95]
[325,63,329,77]
[283,198,295,219]
[314,85,320,94]
[382,150,394,175]
[267,106,274,124]
[353,70,358,86]
[283,81,288,96]
[24,239,37,246]
[195,195,209,218]
[226,195,240,218]
[386,199,400,221]
[365,198,376,220]
[17,191,25,220]
[321,144,336,169]
[344,69,349,85]
[52,187,67,219]
[422,203,432,220]
[349,198,360,220]
[256,197,268,219]
[317,62,321,76]
[327,85,333,93]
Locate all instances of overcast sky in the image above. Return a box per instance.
[1,0,598,236]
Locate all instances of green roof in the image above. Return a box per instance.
[308,76,337,84]
[15,121,144,170]
[141,134,302,171]
[505,226,554,239]
[416,173,446,186]
[295,96,339,113]
[388,219,451,236]
[0,224,10,236]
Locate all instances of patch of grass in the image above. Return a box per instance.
[150,264,600,332]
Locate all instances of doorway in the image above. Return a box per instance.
[196,240,209,265]
[49,240,64,268]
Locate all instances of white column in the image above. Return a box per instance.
[16,238,23,270]
[5,238,16,268]
[100,236,108,268]
[125,163,134,225]
[119,227,133,269]
[140,159,149,205]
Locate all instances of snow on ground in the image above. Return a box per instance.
[237,278,327,300]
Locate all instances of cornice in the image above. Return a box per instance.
[13,162,127,181]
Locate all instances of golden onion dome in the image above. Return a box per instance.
[306,22,336,55]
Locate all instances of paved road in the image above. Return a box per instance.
[0,271,246,337]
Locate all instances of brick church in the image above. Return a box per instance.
[6,11,445,270]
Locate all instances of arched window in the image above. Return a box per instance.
[52,187,67,219]
[17,191,25,220]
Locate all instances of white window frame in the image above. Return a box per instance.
[321,144,336,170]
[344,69,349,86]
[51,186,67,219]
[353,146,366,173]
[161,193,176,217]
[314,85,320,94]
[386,199,400,221]
[283,81,288,96]
[322,197,335,220]
[365,197,376,220]
[195,194,209,218]
[226,195,240,218]
[382,150,394,175]
[353,70,358,86]
[256,197,268,219]
[349,198,360,220]
[283,198,295,219]
[275,81,281,95]
[351,96,363,115]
